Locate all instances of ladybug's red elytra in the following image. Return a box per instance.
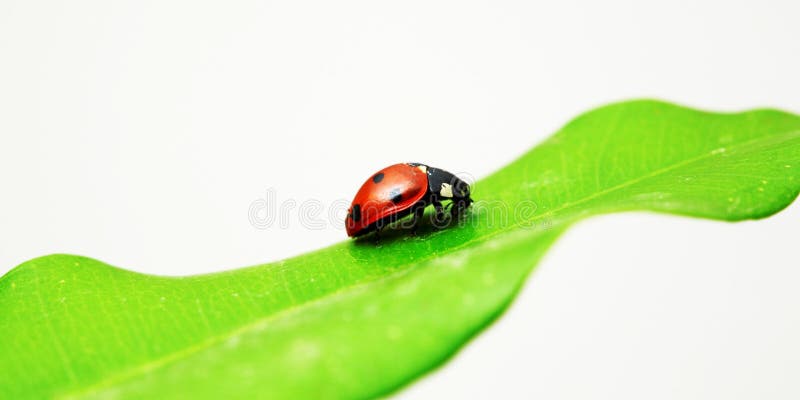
[345,163,473,237]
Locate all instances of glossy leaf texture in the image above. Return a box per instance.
[2,100,799,399]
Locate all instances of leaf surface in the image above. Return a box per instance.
[2,100,799,399]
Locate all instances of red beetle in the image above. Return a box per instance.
[345,163,472,237]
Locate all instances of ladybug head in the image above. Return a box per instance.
[430,166,472,202]
[453,178,471,200]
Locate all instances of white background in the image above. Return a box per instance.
[1,1,799,398]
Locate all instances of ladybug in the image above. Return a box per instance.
[345,163,472,237]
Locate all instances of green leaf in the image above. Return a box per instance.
[2,100,799,399]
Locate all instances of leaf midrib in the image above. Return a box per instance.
[61,128,800,399]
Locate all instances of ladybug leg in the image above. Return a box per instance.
[448,199,466,220]
[410,206,424,235]
[433,201,445,223]
[460,198,472,216]
[449,199,462,218]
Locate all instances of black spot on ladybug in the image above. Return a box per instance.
[372,173,384,183]
[389,189,403,204]
[352,204,361,221]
